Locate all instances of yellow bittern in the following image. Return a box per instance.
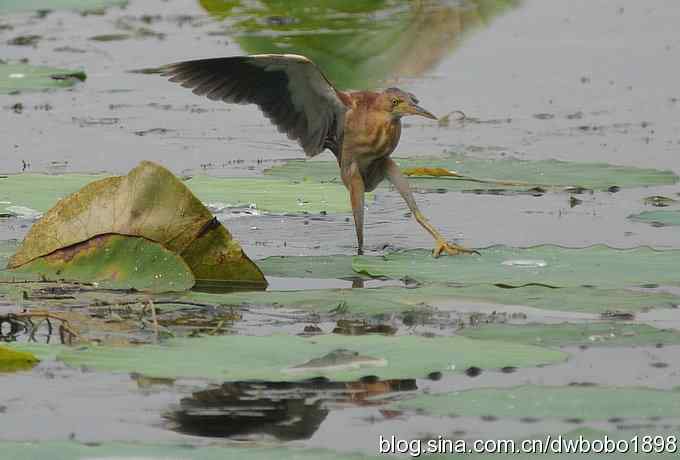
[149,54,476,257]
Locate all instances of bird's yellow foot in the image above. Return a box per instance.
[433,239,479,258]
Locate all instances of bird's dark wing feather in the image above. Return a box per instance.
[155,54,348,158]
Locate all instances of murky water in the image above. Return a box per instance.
[2,0,680,456]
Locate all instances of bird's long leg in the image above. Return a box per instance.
[384,159,478,257]
[343,162,366,255]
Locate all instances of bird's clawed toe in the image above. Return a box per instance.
[432,239,479,258]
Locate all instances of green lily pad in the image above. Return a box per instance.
[7,162,266,287]
[352,245,680,288]
[438,284,680,313]
[0,345,39,372]
[186,284,680,315]
[459,322,680,348]
[258,254,360,279]
[630,210,680,227]
[267,155,678,192]
[393,385,680,420]
[10,234,195,292]
[55,334,565,381]
[201,0,518,89]
[185,175,353,214]
[0,441,375,460]
[0,0,126,13]
[0,173,353,215]
[0,64,86,94]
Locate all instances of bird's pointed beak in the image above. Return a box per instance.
[410,103,437,120]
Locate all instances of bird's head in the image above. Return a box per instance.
[381,88,437,120]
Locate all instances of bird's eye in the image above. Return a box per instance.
[391,98,400,106]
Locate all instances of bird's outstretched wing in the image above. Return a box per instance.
[151,54,349,158]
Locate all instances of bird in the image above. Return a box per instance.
[146,54,477,257]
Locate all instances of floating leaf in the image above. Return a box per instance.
[0,173,354,215]
[0,0,126,13]
[393,385,680,420]
[54,334,565,381]
[185,175,353,214]
[7,161,266,288]
[0,345,39,372]
[352,245,680,288]
[630,210,680,227]
[186,284,680,315]
[0,64,86,94]
[459,323,680,348]
[11,234,195,292]
[267,155,678,192]
[0,441,375,460]
[258,254,361,279]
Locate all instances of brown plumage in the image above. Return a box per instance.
[148,54,476,256]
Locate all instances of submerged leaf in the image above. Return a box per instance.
[202,0,519,89]
[352,245,680,288]
[0,345,39,372]
[393,385,680,420]
[0,64,86,94]
[11,234,195,292]
[54,334,565,381]
[7,161,265,287]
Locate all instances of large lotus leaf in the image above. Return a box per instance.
[0,346,39,373]
[56,334,565,381]
[10,234,195,292]
[180,224,264,285]
[266,155,678,191]
[0,0,125,13]
[7,161,265,287]
[1,441,375,460]
[0,173,353,215]
[393,385,680,420]
[258,254,361,279]
[352,246,680,288]
[459,322,680,348]
[630,210,680,227]
[0,64,86,94]
[186,284,680,315]
[201,1,518,89]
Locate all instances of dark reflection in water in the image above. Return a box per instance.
[167,377,416,440]
[199,0,520,89]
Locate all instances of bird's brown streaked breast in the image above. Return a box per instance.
[343,115,401,159]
